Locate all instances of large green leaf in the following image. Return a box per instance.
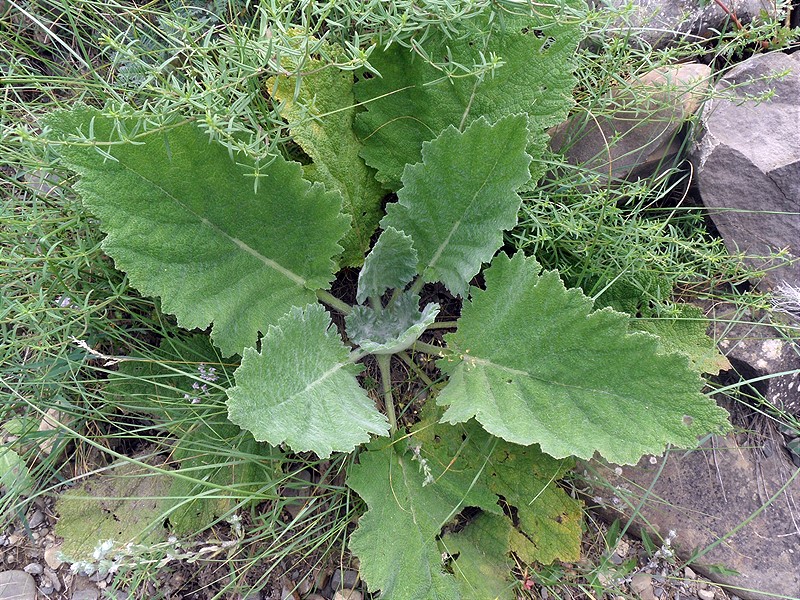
[270,50,385,265]
[348,413,581,600]
[354,9,581,190]
[437,253,731,464]
[381,115,531,297]
[226,304,389,458]
[348,438,464,600]
[45,106,349,356]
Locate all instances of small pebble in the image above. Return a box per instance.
[0,570,37,600]
[44,569,61,592]
[630,573,656,600]
[333,590,362,600]
[330,568,359,591]
[698,590,715,600]
[43,545,63,570]
[608,552,624,565]
[39,583,55,596]
[684,567,697,580]
[27,510,45,529]
[72,588,100,600]
[305,595,325,600]
[22,563,42,575]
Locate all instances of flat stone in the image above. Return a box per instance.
[550,64,711,186]
[0,570,37,600]
[698,590,716,600]
[631,573,656,600]
[43,544,63,570]
[333,590,363,600]
[691,52,800,290]
[72,588,100,600]
[588,0,781,49]
[330,568,359,591]
[585,425,800,600]
[22,563,42,575]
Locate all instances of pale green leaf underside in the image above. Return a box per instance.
[357,226,418,303]
[270,47,384,266]
[381,115,531,297]
[45,106,349,356]
[227,304,389,458]
[354,9,581,190]
[437,253,731,464]
[346,293,439,355]
[0,447,33,496]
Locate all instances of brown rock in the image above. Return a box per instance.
[584,427,800,600]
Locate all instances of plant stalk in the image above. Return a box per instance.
[376,353,397,434]
[316,289,352,315]
[411,340,446,356]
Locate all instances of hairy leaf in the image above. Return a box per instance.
[442,513,529,600]
[354,9,581,189]
[381,115,531,297]
[414,416,582,565]
[227,304,389,457]
[45,106,349,356]
[632,305,731,375]
[0,446,33,496]
[437,253,731,464]
[346,292,439,354]
[357,227,418,303]
[348,439,465,600]
[270,50,384,265]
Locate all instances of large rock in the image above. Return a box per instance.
[589,0,781,49]
[691,52,800,289]
[584,422,800,600]
[550,64,711,184]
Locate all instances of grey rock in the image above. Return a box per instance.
[0,570,37,600]
[631,573,657,600]
[707,302,800,417]
[330,568,359,591]
[698,590,716,600]
[22,563,42,575]
[72,588,100,600]
[550,64,711,186]
[584,422,800,600]
[44,568,61,592]
[691,52,800,290]
[589,0,782,49]
[28,509,45,529]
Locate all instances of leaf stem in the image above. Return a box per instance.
[398,351,434,387]
[376,353,397,434]
[316,289,352,315]
[425,320,458,330]
[411,340,446,356]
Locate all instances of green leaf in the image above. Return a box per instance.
[226,304,389,458]
[414,416,582,566]
[354,9,581,190]
[270,49,385,266]
[346,292,439,355]
[0,446,33,496]
[45,106,349,356]
[631,305,731,375]
[441,513,525,600]
[437,252,731,464]
[347,438,464,600]
[348,414,581,599]
[357,226,418,303]
[55,458,169,561]
[381,115,531,297]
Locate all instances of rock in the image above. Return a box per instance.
[631,573,657,600]
[584,424,800,600]
[685,566,697,580]
[27,509,45,529]
[44,568,61,592]
[588,0,782,49]
[698,589,716,600]
[0,570,37,600]
[330,568,359,591]
[43,544,63,569]
[333,590,363,600]
[22,563,42,575]
[305,595,325,600]
[691,52,800,290]
[550,64,711,186]
[72,588,100,600]
[707,302,800,417]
